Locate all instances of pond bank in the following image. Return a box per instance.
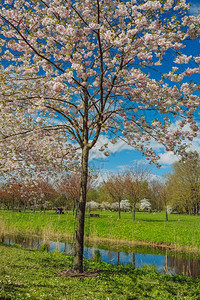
[1,210,200,254]
[3,234,200,278]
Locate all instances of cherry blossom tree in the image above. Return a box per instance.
[139,198,151,211]
[86,200,99,211]
[100,201,111,210]
[0,0,200,272]
[120,199,131,211]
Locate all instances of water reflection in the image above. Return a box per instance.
[2,235,200,278]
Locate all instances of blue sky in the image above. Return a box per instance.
[88,0,200,181]
[189,0,200,15]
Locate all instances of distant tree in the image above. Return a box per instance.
[100,201,111,211]
[120,199,131,211]
[86,188,100,203]
[0,182,24,210]
[97,185,113,205]
[149,180,164,211]
[0,185,13,210]
[152,181,170,221]
[19,180,48,212]
[86,201,99,211]
[103,173,125,219]
[57,173,81,215]
[36,181,58,212]
[140,198,151,211]
[124,164,150,221]
[167,152,200,215]
[57,171,97,214]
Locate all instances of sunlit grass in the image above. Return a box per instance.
[1,210,200,250]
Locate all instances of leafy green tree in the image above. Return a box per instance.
[167,153,200,215]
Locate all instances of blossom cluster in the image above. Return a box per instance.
[0,0,200,175]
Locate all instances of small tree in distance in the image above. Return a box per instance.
[103,172,125,219]
[0,0,200,272]
[124,164,151,221]
[140,198,151,211]
[152,181,170,221]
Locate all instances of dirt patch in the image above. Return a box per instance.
[59,269,99,278]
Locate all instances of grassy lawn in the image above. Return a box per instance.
[0,243,200,299]
[1,210,200,250]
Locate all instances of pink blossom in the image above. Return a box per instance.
[36,117,43,124]
[53,82,64,93]
[89,23,100,30]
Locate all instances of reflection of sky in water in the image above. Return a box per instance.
[83,247,176,274]
[3,236,199,277]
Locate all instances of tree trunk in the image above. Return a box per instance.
[73,145,89,273]
[72,198,76,216]
[165,207,168,221]
[11,195,14,210]
[132,203,136,221]
[118,198,121,219]
[132,252,135,269]
[117,252,120,265]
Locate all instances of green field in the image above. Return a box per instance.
[0,243,200,300]
[1,210,200,251]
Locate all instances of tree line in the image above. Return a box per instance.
[1,155,200,217]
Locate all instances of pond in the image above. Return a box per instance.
[2,235,200,278]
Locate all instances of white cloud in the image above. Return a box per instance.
[89,135,133,160]
[145,139,165,151]
[148,173,163,182]
[158,151,180,165]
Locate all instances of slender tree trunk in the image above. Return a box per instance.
[164,250,168,274]
[132,203,136,221]
[118,198,121,219]
[72,198,76,216]
[165,207,168,221]
[132,252,135,269]
[73,145,89,272]
[117,252,120,265]
[11,195,14,210]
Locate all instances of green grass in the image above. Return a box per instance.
[1,243,200,299]
[1,210,200,250]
